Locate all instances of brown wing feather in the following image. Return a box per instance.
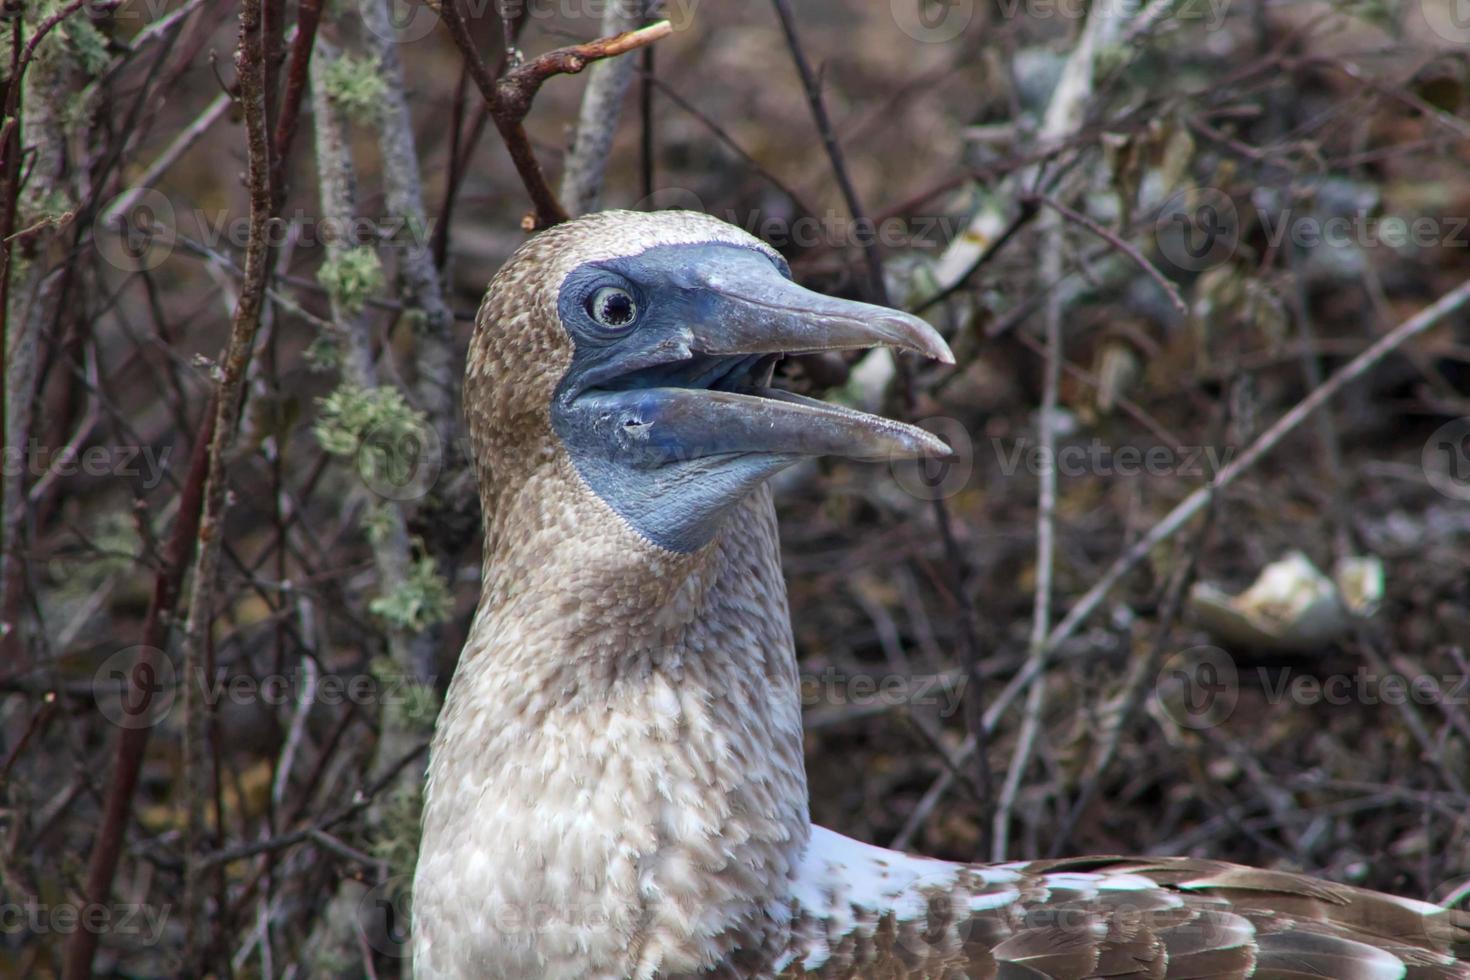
[774,853,1469,979]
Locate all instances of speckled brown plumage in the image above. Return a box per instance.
[412,210,1470,980]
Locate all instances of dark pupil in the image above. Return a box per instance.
[599,292,633,326]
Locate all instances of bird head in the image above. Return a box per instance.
[466,209,953,553]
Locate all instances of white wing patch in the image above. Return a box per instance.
[785,826,1021,971]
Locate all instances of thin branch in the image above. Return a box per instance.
[770,0,886,303]
[435,5,672,229]
[362,0,459,459]
[559,0,647,215]
[645,75,817,217]
[991,202,1064,862]
[177,1,277,968]
[1031,192,1189,317]
[100,94,232,226]
[62,398,216,980]
[985,0,1137,860]
[269,0,322,189]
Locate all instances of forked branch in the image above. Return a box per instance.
[434,5,672,229]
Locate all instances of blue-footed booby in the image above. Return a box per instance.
[412,209,1470,979]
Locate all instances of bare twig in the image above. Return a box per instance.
[770,0,886,303]
[296,34,443,969]
[62,399,216,980]
[1031,193,1189,317]
[1049,494,1217,856]
[433,15,528,267]
[436,5,672,228]
[362,0,460,462]
[644,75,817,217]
[559,0,648,214]
[991,201,1064,862]
[100,94,232,226]
[985,0,1136,861]
[269,0,323,191]
[176,1,277,968]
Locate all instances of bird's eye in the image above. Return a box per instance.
[587,286,638,330]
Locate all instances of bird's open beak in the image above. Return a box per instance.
[578,257,955,465]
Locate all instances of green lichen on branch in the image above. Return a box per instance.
[316,245,383,315]
[321,52,387,123]
[369,551,452,632]
[314,381,418,453]
[313,381,435,491]
[1,0,110,81]
[369,654,441,731]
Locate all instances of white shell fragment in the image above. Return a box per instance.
[1189,551,1384,653]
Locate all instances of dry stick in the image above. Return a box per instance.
[195,739,430,871]
[61,398,217,980]
[907,275,1470,851]
[177,1,276,970]
[1049,495,1218,857]
[269,0,322,187]
[991,202,1064,863]
[911,200,1038,317]
[100,94,232,226]
[1031,193,1189,317]
[436,3,671,229]
[293,34,441,969]
[433,16,528,268]
[361,0,459,472]
[0,0,119,664]
[639,40,654,200]
[558,0,646,215]
[643,75,818,218]
[769,0,886,305]
[931,499,996,850]
[768,0,993,832]
[986,0,1134,860]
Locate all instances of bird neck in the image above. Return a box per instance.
[417,455,810,977]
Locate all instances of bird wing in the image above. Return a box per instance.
[768,826,1470,979]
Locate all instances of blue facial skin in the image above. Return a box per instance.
[550,242,802,554]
